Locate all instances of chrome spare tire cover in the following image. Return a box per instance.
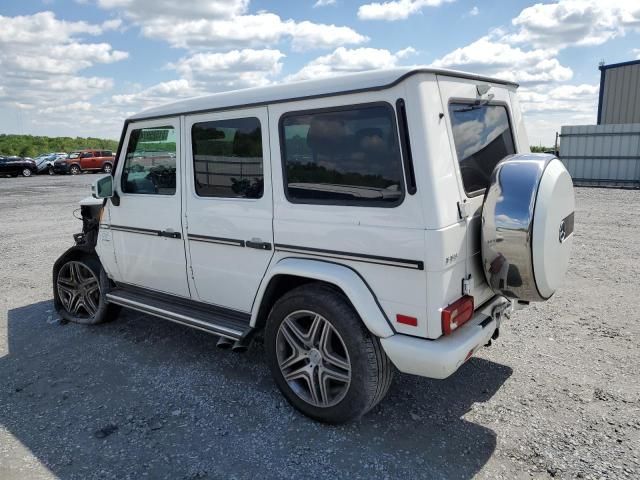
[481,154,575,302]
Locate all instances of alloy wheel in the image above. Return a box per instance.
[103,164,112,173]
[57,261,101,318]
[22,168,32,177]
[70,165,80,175]
[275,310,351,408]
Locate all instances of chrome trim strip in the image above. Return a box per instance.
[109,224,159,236]
[187,234,245,247]
[106,293,244,339]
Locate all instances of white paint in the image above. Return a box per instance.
[532,159,574,298]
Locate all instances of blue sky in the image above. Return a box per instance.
[1,0,639,145]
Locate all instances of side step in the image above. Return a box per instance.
[106,285,252,341]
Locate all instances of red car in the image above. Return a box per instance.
[52,149,115,175]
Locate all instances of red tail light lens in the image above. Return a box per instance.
[441,295,474,336]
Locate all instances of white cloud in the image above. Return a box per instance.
[114,49,285,113]
[286,46,414,82]
[469,6,479,16]
[141,15,367,51]
[170,49,285,88]
[358,0,454,21]
[97,0,248,20]
[112,79,196,109]
[430,36,573,85]
[96,0,367,51]
[633,48,640,59]
[0,12,126,108]
[506,0,640,49]
[313,0,336,7]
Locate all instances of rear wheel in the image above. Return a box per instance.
[265,284,393,423]
[55,255,119,325]
[48,167,55,175]
[69,164,81,175]
[22,168,32,177]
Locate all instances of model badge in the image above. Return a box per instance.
[559,220,566,243]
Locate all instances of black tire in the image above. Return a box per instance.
[54,254,120,325]
[103,163,113,174]
[22,168,33,177]
[70,164,81,175]
[48,167,55,175]
[265,283,393,423]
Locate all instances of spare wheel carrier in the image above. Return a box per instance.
[481,154,575,302]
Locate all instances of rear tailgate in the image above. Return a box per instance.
[436,75,521,309]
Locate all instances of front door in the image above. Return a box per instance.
[184,108,274,312]
[106,118,190,297]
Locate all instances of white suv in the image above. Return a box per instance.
[53,67,575,423]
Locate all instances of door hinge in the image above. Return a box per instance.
[458,200,471,219]
[462,275,473,296]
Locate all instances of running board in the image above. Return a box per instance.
[106,285,252,341]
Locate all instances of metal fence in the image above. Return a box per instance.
[559,124,640,187]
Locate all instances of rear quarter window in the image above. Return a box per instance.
[280,103,405,207]
[449,103,516,195]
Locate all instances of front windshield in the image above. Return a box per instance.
[68,152,80,159]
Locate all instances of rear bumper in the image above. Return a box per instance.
[380,296,511,379]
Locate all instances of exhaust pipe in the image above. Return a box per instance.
[216,337,233,349]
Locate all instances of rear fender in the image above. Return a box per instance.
[251,258,394,338]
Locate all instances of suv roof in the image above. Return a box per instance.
[129,66,520,122]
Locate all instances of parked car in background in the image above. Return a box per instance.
[52,149,115,175]
[35,152,66,174]
[0,155,37,177]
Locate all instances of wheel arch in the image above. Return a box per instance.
[251,258,394,338]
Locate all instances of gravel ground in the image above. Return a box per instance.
[0,174,638,480]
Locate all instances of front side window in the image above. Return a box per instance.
[449,102,516,195]
[280,104,404,207]
[191,117,263,199]
[121,126,177,195]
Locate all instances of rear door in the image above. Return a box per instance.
[437,76,518,305]
[106,118,190,297]
[184,108,274,312]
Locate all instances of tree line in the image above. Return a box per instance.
[0,134,118,158]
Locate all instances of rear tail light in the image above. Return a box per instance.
[441,295,474,336]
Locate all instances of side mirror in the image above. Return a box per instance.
[92,175,114,199]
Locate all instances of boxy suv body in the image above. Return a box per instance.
[53,149,114,175]
[53,67,575,423]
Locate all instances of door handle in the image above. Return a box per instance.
[158,230,181,239]
[246,238,272,250]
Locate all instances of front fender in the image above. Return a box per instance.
[251,257,394,338]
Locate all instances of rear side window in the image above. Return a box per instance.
[449,103,516,195]
[121,126,177,195]
[191,117,263,199]
[280,104,404,207]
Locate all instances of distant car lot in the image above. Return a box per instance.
[0,175,638,479]
[0,149,114,177]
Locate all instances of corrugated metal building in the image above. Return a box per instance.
[597,60,640,125]
[559,60,640,187]
[559,124,640,187]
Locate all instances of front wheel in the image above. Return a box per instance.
[48,167,55,175]
[265,284,393,423]
[22,168,32,177]
[69,164,81,175]
[54,255,119,325]
[102,163,112,174]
